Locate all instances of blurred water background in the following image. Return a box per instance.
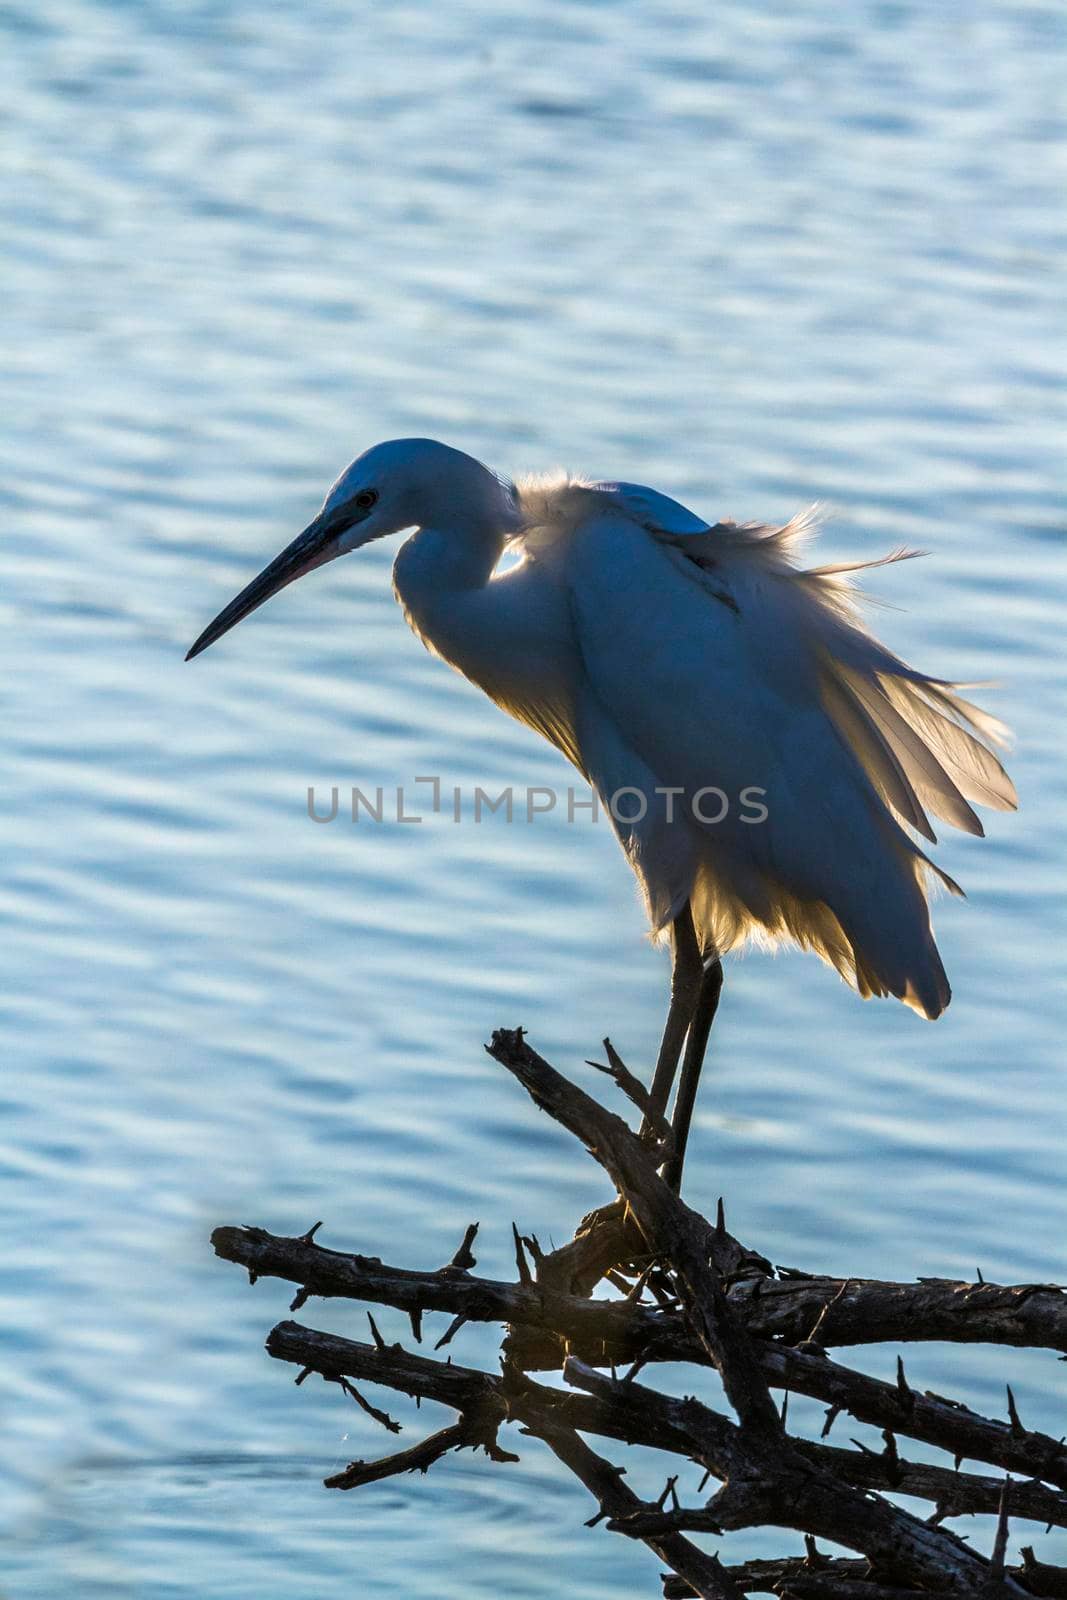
[2,1,1065,1594]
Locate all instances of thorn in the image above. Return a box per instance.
[990,1478,1011,1579]
[954,1454,963,1473]
[289,1286,310,1312]
[622,1349,652,1386]
[881,1428,902,1487]
[1006,1384,1025,1437]
[715,1198,726,1237]
[821,1405,841,1439]
[804,1535,826,1567]
[976,1265,985,1284]
[367,1311,387,1351]
[603,1036,625,1070]
[295,1366,312,1386]
[895,1355,913,1410]
[435,1312,468,1351]
[523,1232,544,1262]
[655,1474,679,1511]
[447,1222,479,1272]
[601,1037,640,1100]
[697,1465,712,1493]
[780,1390,789,1427]
[625,1265,655,1305]
[409,1306,423,1343]
[247,1269,258,1286]
[585,1508,609,1527]
[299,1220,324,1245]
[335,1376,401,1434]
[512,1222,533,1287]
[590,1038,670,1136]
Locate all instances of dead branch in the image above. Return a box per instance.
[668,1553,1067,1598]
[211,1028,1066,1597]
[211,1226,1066,1359]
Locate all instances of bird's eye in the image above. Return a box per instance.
[354,489,378,511]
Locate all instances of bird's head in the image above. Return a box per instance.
[185,437,513,660]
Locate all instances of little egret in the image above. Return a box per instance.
[187,439,1016,1189]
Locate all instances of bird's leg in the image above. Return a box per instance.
[661,957,723,1193]
[640,904,703,1149]
[573,909,702,1263]
[568,909,702,1277]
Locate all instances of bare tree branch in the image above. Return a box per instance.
[211,1225,1066,1359]
[212,1030,1066,1598]
[529,1420,743,1600]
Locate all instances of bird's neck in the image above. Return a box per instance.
[393,519,509,601]
[391,519,510,650]
[391,512,581,753]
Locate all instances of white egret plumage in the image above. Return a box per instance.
[187,438,1016,1189]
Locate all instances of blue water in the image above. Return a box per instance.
[3,2,1065,1595]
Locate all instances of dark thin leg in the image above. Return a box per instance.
[641,904,703,1143]
[661,957,722,1193]
[569,908,709,1269]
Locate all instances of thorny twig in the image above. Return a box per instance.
[212,1028,1065,1597]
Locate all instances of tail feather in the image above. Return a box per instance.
[842,848,953,1020]
[839,666,986,837]
[820,669,938,842]
[769,544,1017,857]
[880,678,1018,812]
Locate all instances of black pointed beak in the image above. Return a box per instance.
[185,507,352,661]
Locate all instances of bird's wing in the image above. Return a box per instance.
[589,480,712,536]
[646,510,1017,841]
[560,505,1015,1010]
[563,508,874,894]
[512,474,1016,846]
